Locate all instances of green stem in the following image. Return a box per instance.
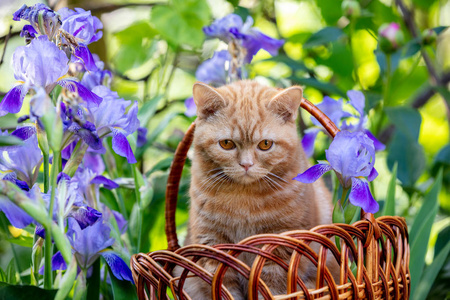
[44,150,60,289]
[43,153,50,193]
[332,172,340,205]
[131,165,142,253]
[341,187,351,207]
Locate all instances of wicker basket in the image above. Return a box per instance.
[131,98,410,299]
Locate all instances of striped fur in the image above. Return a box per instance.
[181,80,334,299]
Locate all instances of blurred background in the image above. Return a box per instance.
[0,0,449,299]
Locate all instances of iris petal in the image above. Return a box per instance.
[0,195,33,228]
[0,85,27,116]
[349,178,379,213]
[58,80,102,106]
[184,97,197,117]
[39,251,67,274]
[90,175,119,189]
[111,129,136,164]
[368,166,378,182]
[364,130,386,152]
[301,128,320,157]
[347,90,365,117]
[68,206,102,229]
[73,44,98,72]
[11,126,36,141]
[101,251,134,282]
[293,163,332,183]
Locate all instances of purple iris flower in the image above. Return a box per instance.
[341,90,386,151]
[13,3,61,40]
[184,97,197,117]
[73,168,118,208]
[58,6,103,73]
[58,7,103,45]
[80,56,112,90]
[294,131,379,213]
[136,127,148,148]
[0,36,101,116]
[82,86,139,163]
[203,14,284,63]
[68,217,113,267]
[0,182,35,228]
[196,50,230,87]
[0,128,42,188]
[301,91,385,157]
[39,251,67,274]
[2,173,30,191]
[301,97,352,157]
[20,25,38,43]
[66,218,133,282]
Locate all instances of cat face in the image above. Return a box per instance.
[192,81,303,187]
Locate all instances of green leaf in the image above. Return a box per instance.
[385,106,422,141]
[0,282,57,299]
[151,0,211,48]
[383,162,397,216]
[332,200,345,224]
[290,77,346,97]
[55,256,77,300]
[344,202,358,224]
[108,265,137,300]
[137,95,164,127]
[433,26,448,35]
[261,55,309,72]
[0,267,6,282]
[303,27,345,49]
[402,39,421,59]
[146,156,174,176]
[315,41,354,78]
[113,21,158,73]
[409,169,442,296]
[226,0,239,7]
[412,0,438,9]
[0,135,22,147]
[315,0,343,25]
[6,259,17,285]
[413,239,450,300]
[7,234,34,248]
[136,112,178,159]
[387,131,426,188]
[87,259,100,300]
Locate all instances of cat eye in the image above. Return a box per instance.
[258,140,273,151]
[219,139,236,150]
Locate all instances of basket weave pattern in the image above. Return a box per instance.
[131,99,410,299]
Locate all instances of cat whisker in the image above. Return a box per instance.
[267,172,288,183]
[202,172,229,194]
[263,175,283,192]
[199,171,224,191]
[262,176,278,192]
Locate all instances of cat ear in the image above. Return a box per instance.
[268,86,303,122]
[193,82,227,119]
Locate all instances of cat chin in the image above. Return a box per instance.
[231,173,261,185]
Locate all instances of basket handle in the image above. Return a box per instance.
[164,97,371,251]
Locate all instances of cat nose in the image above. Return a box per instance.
[239,162,253,172]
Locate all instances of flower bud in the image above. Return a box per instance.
[342,0,361,18]
[378,22,405,53]
[32,237,44,281]
[13,4,61,41]
[421,28,437,45]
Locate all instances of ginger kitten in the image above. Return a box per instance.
[182,80,334,299]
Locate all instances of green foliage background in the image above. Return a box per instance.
[0,0,449,299]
